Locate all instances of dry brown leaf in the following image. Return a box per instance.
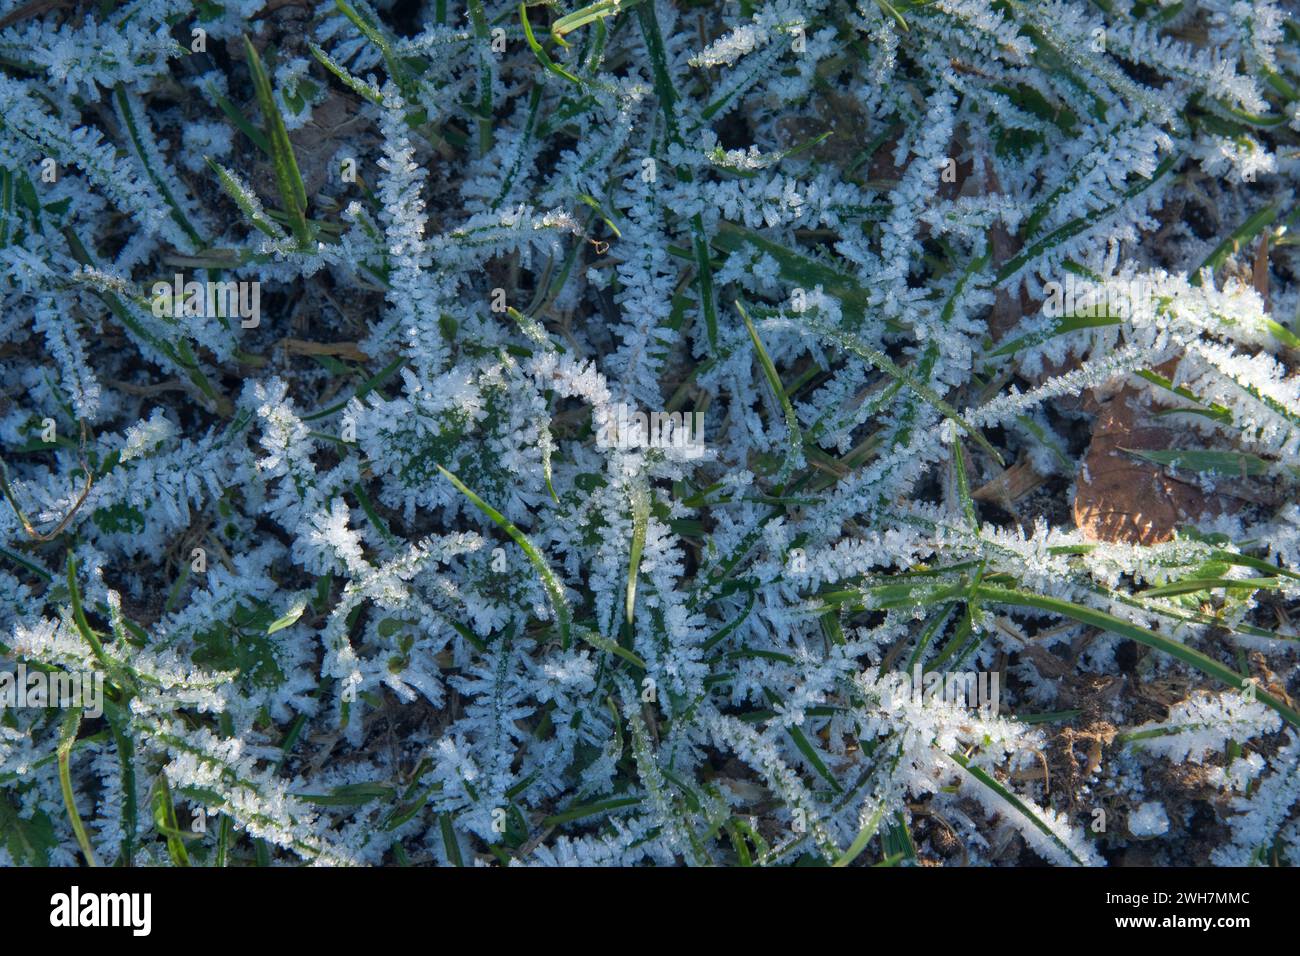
[775,89,890,169]
[1253,234,1270,312]
[1073,384,1234,544]
[1021,643,1071,681]
[280,338,370,362]
[982,160,1033,341]
[973,456,1048,507]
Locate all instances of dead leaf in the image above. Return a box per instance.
[973,456,1048,507]
[981,159,1034,341]
[280,338,370,362]
[1252,234,1270,312]
[1021,643,1071,681]
[1073,384,1235,544]
[775,89,890,169]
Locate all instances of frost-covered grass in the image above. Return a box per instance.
[1,0,1299,867]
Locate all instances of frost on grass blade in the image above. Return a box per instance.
[1,0,1299,870]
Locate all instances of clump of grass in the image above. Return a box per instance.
[0,0,1298,869]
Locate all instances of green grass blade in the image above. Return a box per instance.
[57,708,99,867]
[206,158,285,238]
[209,88,271,154]
[626,477,649,629]
[1122,447,1278,478]
[738,301,803,486]
[467,0,494,154]
[1193,203,1279,285]
[806,318,1005,467]
[996,153,1180,283]
[832,803,885,867]
[948,750,1084,865]
[551,0,629,46]
[951,437,976,527]
[521,3,584,85]
[975,584,1300,729]
[243,35,310,244]
[436,464,572,647]
[334,0,415,96]
[542,795,641,827]
[309,41,384,105]
[113,85,202,248]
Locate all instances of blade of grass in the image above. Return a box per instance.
[832,803,885,867]
[521,3,584,84]
[440,813,464,865]
[805,318,1005,466]
[113,85,202,248]
[635,0,718,347]
[738,301,803,487]
[626,477,649,630]
[309,41,384,105]
[104,700,137,865]
[1122,447,1281,479]
[551,0,632,46]
[209,88,271,154]
[242,35,310,245]
[206,158,285,238]
[151,783,192,866]
[57,707,99,867]
[67,554,130,688]
[468,0,494,154]
[542,795,641,827]
[951,437,976,527]
[63,228,229,414]
[436,464,572,648]
[1193,202,1279,286]
[996,153,1180,283]
[975,584,1300,729]
[947,750,1085,865]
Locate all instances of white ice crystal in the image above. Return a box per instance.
[1129,802,1170,837]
